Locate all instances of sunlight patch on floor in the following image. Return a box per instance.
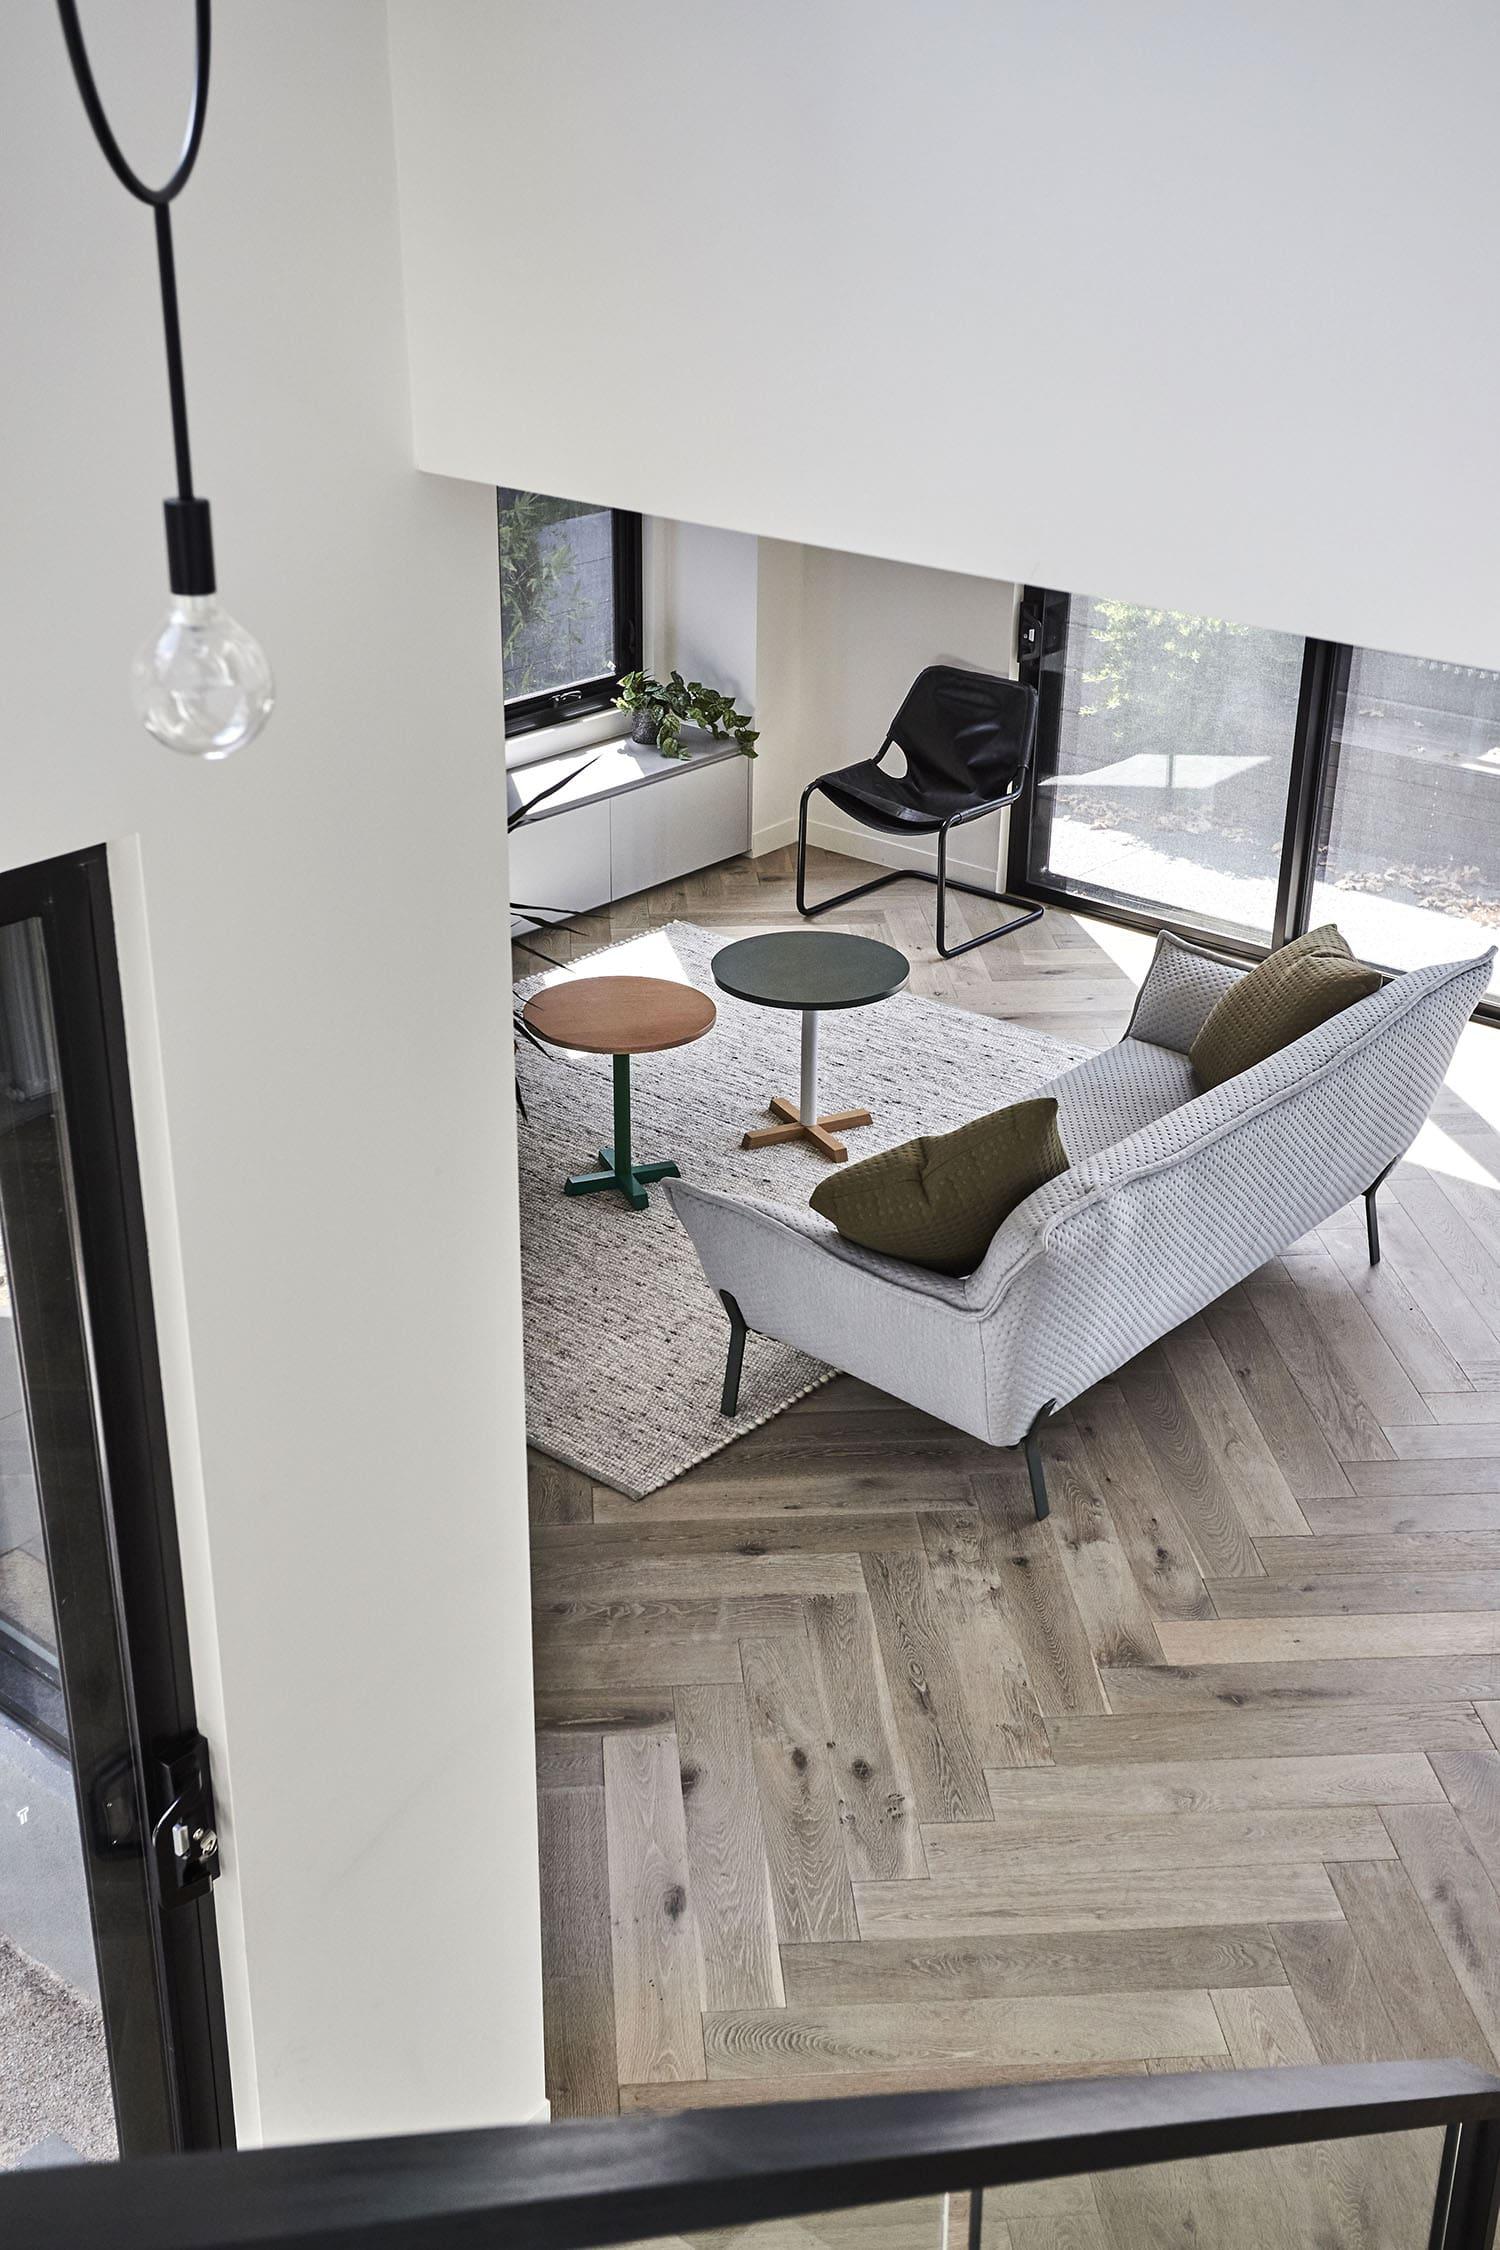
[1070,912,1155,989]
[1407,1116,1499,1188]
[523,926,698,992]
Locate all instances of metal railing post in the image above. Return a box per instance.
[1432,2119,1500,2250]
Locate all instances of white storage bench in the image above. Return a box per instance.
[507,735,752,927]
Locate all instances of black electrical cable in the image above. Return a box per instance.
[55,0,210,207]
[56,2,216,579]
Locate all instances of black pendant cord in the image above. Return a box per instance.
[57,1,216,588]
[152,204,195,502]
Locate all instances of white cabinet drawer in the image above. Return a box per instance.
[610,755,750,901]
[508,798,610,925]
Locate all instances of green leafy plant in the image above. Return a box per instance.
[614,669,758,759]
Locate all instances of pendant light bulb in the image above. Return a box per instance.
[131,592,274,760]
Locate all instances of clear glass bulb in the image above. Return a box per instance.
[130,594,275,759]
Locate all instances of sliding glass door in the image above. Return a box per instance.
[1310,648,1500,990]
[0,851,229,2166]
[1015,590,1500,1007]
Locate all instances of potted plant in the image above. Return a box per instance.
[614,670,758,759]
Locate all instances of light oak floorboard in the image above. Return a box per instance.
[803,1592,927,1884]
[920,1806,1393,1880]
[917,1510,1052,1767]
[603,1732,706,2084]
[1206,1569,1500,1616]
[778,1927,1284,2005]
[852,1865,1342,1941]
[1381,1804,1500,2063]
[1044,1706,1492,1764]
[673,1684,786,2011]
[1156,1613,1500,1664]
[983,1752,1444,1819]
[740,1632,859,1944]
[701,1990,1226,2079]
[539,1787,619,2117]
[1102,1656,1500,1708]
[860,1550,991,1822]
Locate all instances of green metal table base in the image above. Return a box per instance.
[562,1052,681,1212]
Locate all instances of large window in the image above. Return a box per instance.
[1015,589,1500,1007]
[1311,649,1500,981]
[497,488,642,736]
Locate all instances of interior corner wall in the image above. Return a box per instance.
[752,544,1021,886]
[648,519,759,708]
[2,2,544,2145]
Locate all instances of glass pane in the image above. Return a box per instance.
[1311,645,1500,995]
[1079,2126,1445,2250]
[1030,595,1305,942]
[620,2200,948,2250]
[499,488,618,701]
[0,921,119,2168]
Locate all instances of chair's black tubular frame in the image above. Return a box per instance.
[796,768,1042,959]
[4,2060,1499,2250]
[1011,586,1500,1030]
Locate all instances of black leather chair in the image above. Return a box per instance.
[795,664,1042,958]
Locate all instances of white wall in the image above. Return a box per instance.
[2,2,544,2145]
[388,0,1500,674]
[648,520,759,710]
[754,542,1020,886]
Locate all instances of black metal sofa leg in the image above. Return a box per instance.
[720,1291,748,1416]
[1021,1398,1058,1521]
[1365,1160,1397,1266]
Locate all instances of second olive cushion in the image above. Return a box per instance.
[808,1097,1068,1276]
[1189,923,1382,1091]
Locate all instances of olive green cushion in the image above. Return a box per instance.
[1189,924,1383,1090]
[808,1097,1068,1276]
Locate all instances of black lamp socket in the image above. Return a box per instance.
[163,497,217,597]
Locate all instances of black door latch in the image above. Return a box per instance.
[152,1731,220,1906]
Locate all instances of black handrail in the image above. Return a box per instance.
[5,2061,1500,2250]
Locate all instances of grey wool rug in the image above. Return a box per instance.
[514,921,1089,1498]
[0,1938,114,2169]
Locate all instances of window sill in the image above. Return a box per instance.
[504,706,634,772]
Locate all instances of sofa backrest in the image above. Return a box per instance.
[965,947,1493,1435]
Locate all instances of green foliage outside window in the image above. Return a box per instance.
[498,489,601,698]
[1077,602,1252,743]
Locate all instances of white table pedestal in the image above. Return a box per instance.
[741,1004,874,1163]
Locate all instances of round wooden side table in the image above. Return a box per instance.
[521,974,716,1211]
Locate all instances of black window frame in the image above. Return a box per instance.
[498,492,643,739]
[0,846,232,2154]
[1010,586,1500,1028]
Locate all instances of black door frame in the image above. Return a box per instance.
[1010,588,1500,1027]
[0,845,231,2154]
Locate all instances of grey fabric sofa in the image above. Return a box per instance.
[665,931,1493,1517]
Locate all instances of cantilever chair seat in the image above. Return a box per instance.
[796,663,1043,958]
[812,757,984,834]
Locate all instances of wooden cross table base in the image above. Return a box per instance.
[743,1094,873,1164]
[739,998,874,1164]
[712,929,909,1169]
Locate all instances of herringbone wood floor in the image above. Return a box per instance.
[519,844,1500,2244]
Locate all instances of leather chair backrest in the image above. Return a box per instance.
[889,665,1039,800]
